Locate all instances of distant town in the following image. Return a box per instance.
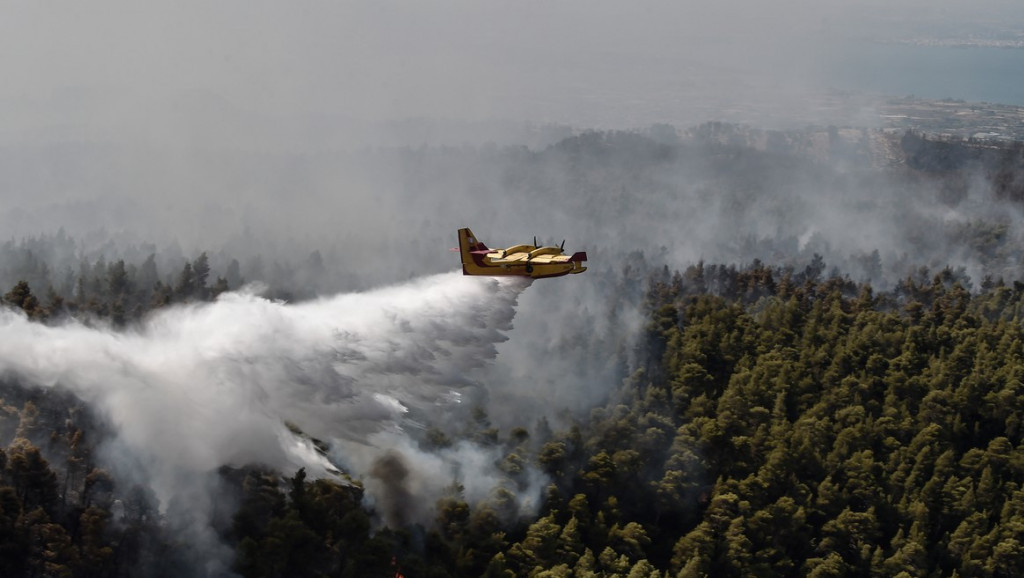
[876,96,1024,142]
[893,39,1024,49]
[658,90,1024,147]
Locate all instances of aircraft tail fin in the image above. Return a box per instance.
[569,251,588,274]
[459,228,488,252]
[457,228,489,274]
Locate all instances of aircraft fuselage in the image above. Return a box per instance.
[457,227,587,279]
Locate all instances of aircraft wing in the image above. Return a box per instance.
[526,254,573,264]
[487,251,531,263]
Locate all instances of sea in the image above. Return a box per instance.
[826,42,1024,107]
[530,40,1024,132]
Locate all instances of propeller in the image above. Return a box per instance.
[560,239,565,251]
[533,236,537,248]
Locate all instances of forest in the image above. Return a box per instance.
[5,250,1024,576]
[3,128,1024,576]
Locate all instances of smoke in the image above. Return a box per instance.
[355,433,548,529]
[0,0,1021,559]
[0,271,540,543]
[1,0,1021,288]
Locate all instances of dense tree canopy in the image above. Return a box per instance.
[6,252,1024,576]
[3,128,1024,575]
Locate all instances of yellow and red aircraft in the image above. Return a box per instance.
[457,227,587,278]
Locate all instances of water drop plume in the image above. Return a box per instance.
[0,272,529,516]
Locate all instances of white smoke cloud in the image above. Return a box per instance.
[0,271,533,529]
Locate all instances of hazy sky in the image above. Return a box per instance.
[0,1,1020,268]
[2,0,1021,137]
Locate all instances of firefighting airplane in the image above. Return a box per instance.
[457,227,587,278]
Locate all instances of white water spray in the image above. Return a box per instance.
[0,272,532,527]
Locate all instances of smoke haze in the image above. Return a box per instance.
[1,0,1021,269]
[1,0,1023,572]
